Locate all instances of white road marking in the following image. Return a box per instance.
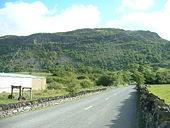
[84,106,93,110]
[105,97,110,100]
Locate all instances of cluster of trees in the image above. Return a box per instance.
[128,63,170,85]
[46,66,102,94]
[96,71,131,86]
[35,63,170,94]
[46,65,131,93]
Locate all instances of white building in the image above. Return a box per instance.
[0,73,46,93]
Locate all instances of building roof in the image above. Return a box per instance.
[0,73,45,79]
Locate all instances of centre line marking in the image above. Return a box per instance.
[84,106,93,110]
[105,97,109,100]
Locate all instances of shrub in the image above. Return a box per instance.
[66,81,80,94]
[46,77,55,83]
[77,75,88,80]
[43,89,48,93]
[80,79,94,88]
[47,82,64,90]
[53,77,69,84]
[96,75,113,86]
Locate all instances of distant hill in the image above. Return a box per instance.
[0,28,170,72]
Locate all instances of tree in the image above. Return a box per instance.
[122,71,132,84]
[132,72,145,86]
[139,65,156,84]
[128,63,140,73]
[156,71,170,84]
[96,75,113,86]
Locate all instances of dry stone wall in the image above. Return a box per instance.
[0,88,106,119]
[137,86,170,128]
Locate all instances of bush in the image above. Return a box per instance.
[43,89,48,93]
[65,81,80,94]
[80,79,94,88]
[51,68,67,76]
[46,77,55,83]
[77,75,88,80]
[53,77,69,84]
[47,82,64,90]
[96,75,113,86]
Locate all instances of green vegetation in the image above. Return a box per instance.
[127,63,170,86]
[0,87,103,104]
[0,28,170,72]
[46,67,131,92]
[1,28,170,104]
[147,85,170,105]
[0,92,19,104]
[0,66,131,104]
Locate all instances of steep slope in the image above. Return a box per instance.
[0,28,170,72]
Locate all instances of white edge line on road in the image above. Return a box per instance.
[84,106,93,110]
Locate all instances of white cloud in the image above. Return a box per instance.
[0,2,100,36]
[165,0,170,12]
[103,0,170,40]
[119,0,155,11]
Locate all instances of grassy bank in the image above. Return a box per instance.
[147,84,170,105]
[0,86,105,105]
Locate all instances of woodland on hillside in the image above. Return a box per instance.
[1,28,170,89]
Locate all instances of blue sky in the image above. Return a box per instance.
[0,0,170,40]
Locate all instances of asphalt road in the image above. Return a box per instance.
[0,85,137,128]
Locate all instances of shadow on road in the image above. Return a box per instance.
[105,88,137,128]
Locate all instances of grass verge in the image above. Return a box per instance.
[147,84,170,105]
[0,86,106,104]
[0,87,115,120]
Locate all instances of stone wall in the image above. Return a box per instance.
[137,86,170,128]
[0,88,106,119]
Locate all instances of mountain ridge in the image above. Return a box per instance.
[0,28,170,72]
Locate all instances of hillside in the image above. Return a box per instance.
[0,28,170,72]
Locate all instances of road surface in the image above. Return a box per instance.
[0,85,137,128]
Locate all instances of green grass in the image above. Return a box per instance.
[0,92,19,104]
[0,86,105,105]
[147,84,170,105]
[0,90,68,104]
[0,71,118,105]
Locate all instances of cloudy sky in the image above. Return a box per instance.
[0,0,170,40]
